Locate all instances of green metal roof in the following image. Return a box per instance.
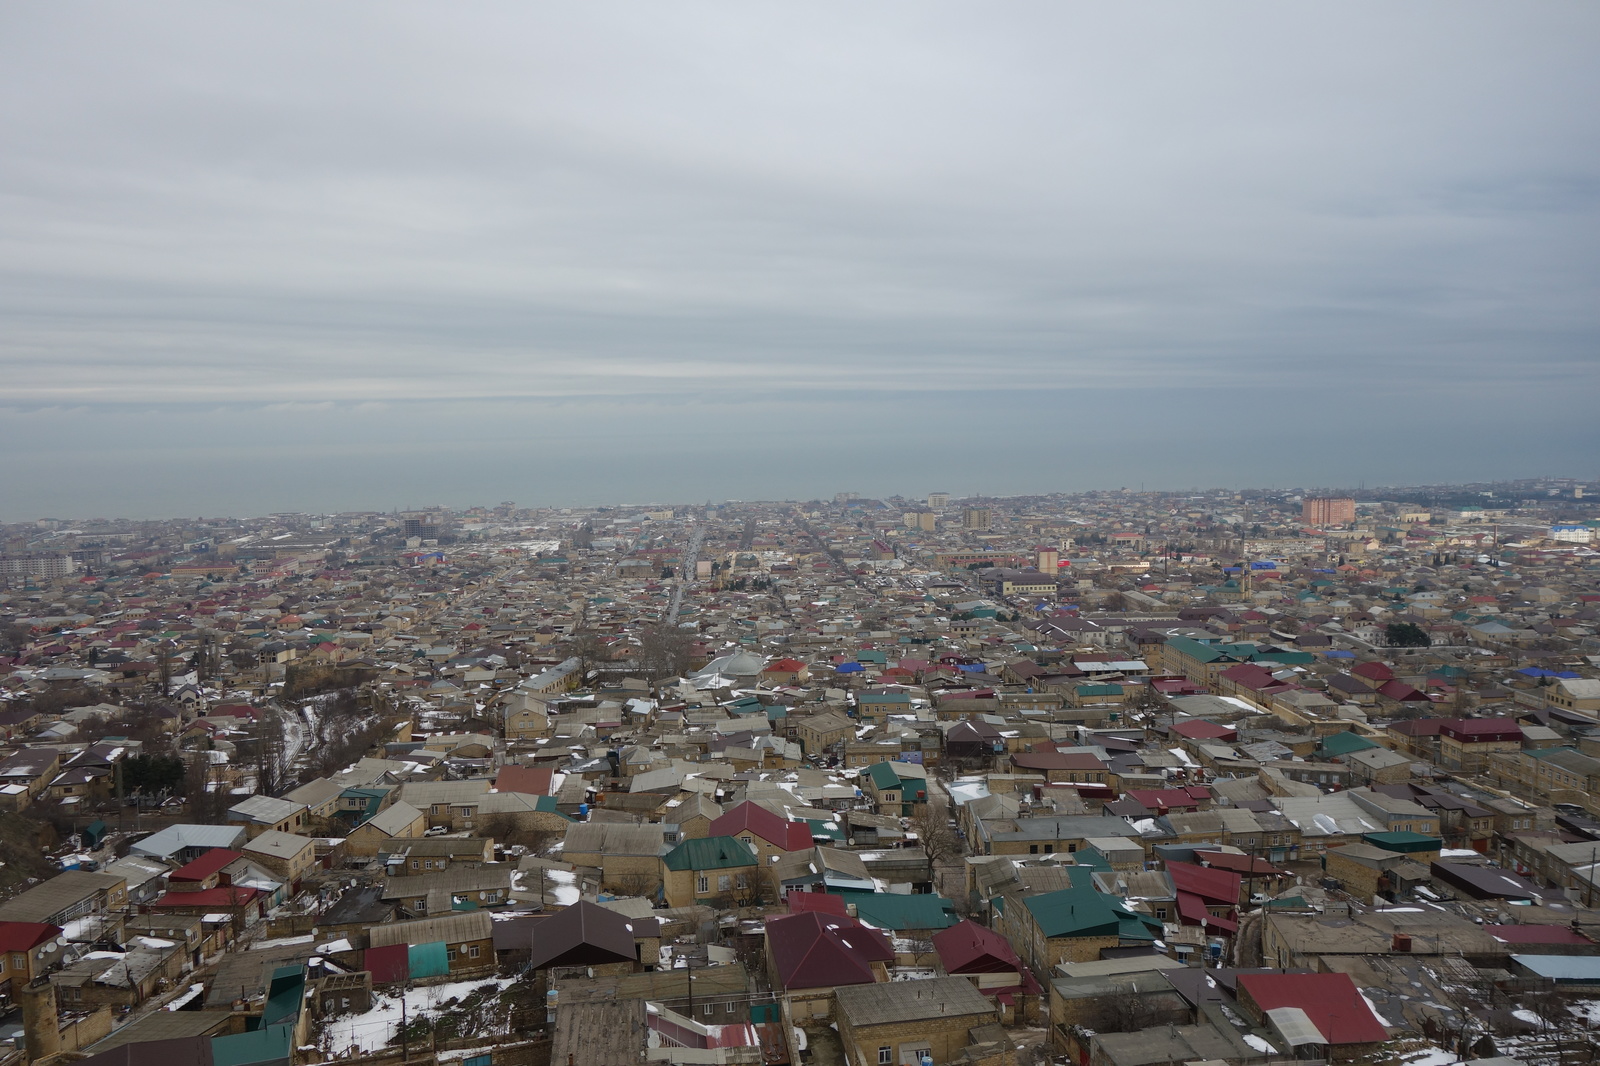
[865,762,903,789]
[1076,684,1124,697]
[832,890,958,931]
[213,1024,294,1066]
[1317,731,1380,756]
[1362,831,1443,853]
[1022,886,1122,939]
[662,835,758,872]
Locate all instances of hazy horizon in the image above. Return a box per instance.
[4,4,1598,520]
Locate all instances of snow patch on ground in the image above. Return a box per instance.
[318,977,516,1055]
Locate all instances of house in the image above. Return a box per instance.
[999,881,1161,975]
[861,761,927,817]
[560,822,671,895]
[1437,718,1523,773]
[764,910,893,1021]
[834,976,1002,1066]
[226,794,309,838]
[774,846,878,894]
[660,836,761,908]
[794,710,854,755]
[367,909,496,977]
[343,801,427,857]
[0,747,62,804]
[379,836,495,876]
[707,800,813,863]
[128,824,247,864]
[857,691,913,721]
[1234,972,1389,1056]
[0,872,129,926]
[240,831,317,889]
[1165,862,1239,935]
[523,899,639,972]
[932,919,1041,1024]
[0,922,67,1001]
[379,866,512,917]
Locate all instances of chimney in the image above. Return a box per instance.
[1392,933,1412,953]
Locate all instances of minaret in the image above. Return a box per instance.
[1238,500,1253,601]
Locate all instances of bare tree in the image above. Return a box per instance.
[184,755,229,824]
[567,632,612,678]
[909,799,961,889]
[636,624,694,688]
[252,707,289,797]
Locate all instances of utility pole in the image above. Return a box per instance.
[400,977,409,1064]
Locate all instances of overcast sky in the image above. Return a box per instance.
[3,4,1597,518]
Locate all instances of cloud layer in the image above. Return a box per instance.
[2,4,1597,515]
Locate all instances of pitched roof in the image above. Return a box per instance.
[0,921,61,952]
[662,836,758,872]
[932,918,1026,975]
[1237,972,1388,1044]
[524,900,638,970]
[1166,861,1241,904]
[169,849,243,883]
[708,801,813,851]
[494,765,555,796]
[765,911,892,990]
[1171,719,1236,741]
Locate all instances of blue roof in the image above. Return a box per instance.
[1324,649,1356,659]
[1513,955,1600,980]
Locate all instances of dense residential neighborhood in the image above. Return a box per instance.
[0,481,1598,1066]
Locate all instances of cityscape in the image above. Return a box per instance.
[5,4,1600,1066]
[0,480,1599,1065]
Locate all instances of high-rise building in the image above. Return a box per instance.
[1302,497,1356,527]
[927,492,950,509]
[1036,548,1059,573]
[962,507,992,531]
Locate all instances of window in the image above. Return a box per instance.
[485,892,499,903]
[446,948,457,962]
[718,875,732,892]
[411,860,421,870]
[697,876,709,894]
[879,1047,892,1065]
[1029,845,1038,854]
[468,945,480,959]
[11,954,23,969]
[414,900,427,915]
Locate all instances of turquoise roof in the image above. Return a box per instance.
[833,890,958,931]
[663,836,758,872]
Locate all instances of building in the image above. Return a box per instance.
[962,508,993,531]
[1302,497,1356,527]
[834,976,1001,1066]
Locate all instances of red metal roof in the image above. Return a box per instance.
[1485,924,1593,945]
[765,911,892,990]
[1168,862,1240,905]
[709,801,813,852]
[932,919,1024,975]
[151,886,261,908]
[0,921,61,953]
[1171,719,1236,741]
[494,765,555,796]
[1237,972,1388,1044]
[785,891,848,916]
[169,848,243,883]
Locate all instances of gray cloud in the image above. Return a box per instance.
[1,4,1597,514]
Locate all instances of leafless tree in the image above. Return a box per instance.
[910,799,961,879]
[636,624,694,686]
[252,707,289,797]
